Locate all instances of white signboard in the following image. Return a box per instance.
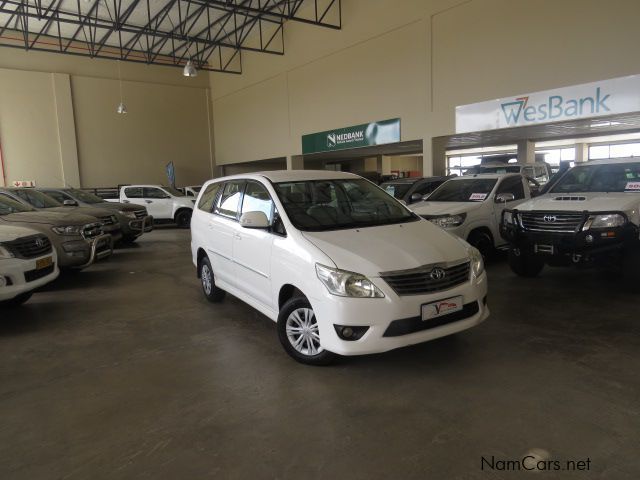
[12,180,35,187]
[456,74,640,133]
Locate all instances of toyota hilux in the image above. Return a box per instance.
[500,158,640,284]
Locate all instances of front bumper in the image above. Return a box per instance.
[58,233,113,269]
[119,215,154,238]
[310,271,489,355]
[0,254,59,301]
[103,224,123,243]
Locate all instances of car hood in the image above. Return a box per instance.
[46,206,114,218]
[0,224,41,241]
[302,220,470,277]
[0,210,98,226]
[174,197,195,208]
[410,200,486,216]
[515,192,640,212]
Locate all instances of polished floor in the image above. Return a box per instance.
[1,229,638,479]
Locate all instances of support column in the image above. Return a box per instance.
[575,143,589,163]
[429,136,446,176]
[51,73,81,187]
[517,140,535,164]
[286,155,304,170]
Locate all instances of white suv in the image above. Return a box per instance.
[191,171,489,365]
[1,225,59,306]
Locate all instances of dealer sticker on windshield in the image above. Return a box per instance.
[422,296,463,321]
[469,193,487,201]
[624,181,640,191]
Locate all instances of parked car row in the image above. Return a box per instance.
[0,188,153,307]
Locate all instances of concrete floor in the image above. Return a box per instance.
[1,228,639,479]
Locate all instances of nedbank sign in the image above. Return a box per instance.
[302,118,401,154]
[456,74,640,133]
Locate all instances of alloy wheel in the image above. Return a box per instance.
[285,307,323,356]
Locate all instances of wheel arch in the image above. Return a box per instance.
[278,284,306,310]
[196,248,208,278]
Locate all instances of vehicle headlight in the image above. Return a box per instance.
[316,264,384,298]
[423,213,466,229]
[51,225,83,236]
[0,244,15,259]
[469,246,485,278]
[118,210,137,219]
[503,211,514,224]
[583,214,626,230]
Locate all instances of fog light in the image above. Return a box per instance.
[334,325,369,341]
[585,234,594,243]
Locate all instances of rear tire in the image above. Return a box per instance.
[508,248,545,277]
[467,230,495,259]
[175,209,192,229]
[277,297,336,366]
[198,256,226,303]
[0,292,33,307]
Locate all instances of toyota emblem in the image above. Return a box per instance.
[543,215,557,223]
[430,267,446,281]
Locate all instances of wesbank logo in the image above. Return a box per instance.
[500,87,611,126]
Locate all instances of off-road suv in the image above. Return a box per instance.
[501,158,640,283]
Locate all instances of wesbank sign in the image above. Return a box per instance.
[455,74,640,133]
[302,118,401,155]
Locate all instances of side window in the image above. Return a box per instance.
[215,181,245,219]
[197,183,221,212]
[241,181,274,222]
[45,191,68,203]
[124,187,142,198]
[496,176,525,201]
[144,187,169,199]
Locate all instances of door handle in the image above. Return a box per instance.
[145,200,153,204]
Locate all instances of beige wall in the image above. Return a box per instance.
[210,0,640,173]
[0,48,213,188]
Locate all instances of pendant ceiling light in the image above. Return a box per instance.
[116,60,127,114]
[183,59,198,78]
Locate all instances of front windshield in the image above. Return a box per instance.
[0,195,36,214]
[381,182,414,199]
[163,186,185,197]
[551,162,640,193]
[428,178,498,202]
[69,189,105,204]
[13,189,62,208]
[273,179,417,231]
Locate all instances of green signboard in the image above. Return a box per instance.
[302,118,401,155]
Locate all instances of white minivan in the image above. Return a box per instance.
[191,171,489,365]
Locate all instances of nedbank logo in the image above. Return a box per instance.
[326,130,364,148]
[327,133,336,147]
[500,87,611,125]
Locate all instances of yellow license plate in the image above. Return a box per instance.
[36,256,53,269]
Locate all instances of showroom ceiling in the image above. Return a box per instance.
[0,0,341,73]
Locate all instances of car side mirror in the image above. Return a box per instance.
[495,193,515,203]
[240,211,271,229]
[409,193,423,204]
[63,199,78,206]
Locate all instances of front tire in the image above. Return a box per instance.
[508,248,545,277]
[0,292,33,307]
[199,256,226,303]
[277,297,335,366]
[175,209,192,229]
[467,230,494,259]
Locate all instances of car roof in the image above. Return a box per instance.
[452,173,521,180]
[209,170,361,183]
[381,176,449,184]
[580,157,640,166]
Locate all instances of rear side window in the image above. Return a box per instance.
[241,181,274,222]
[496,176,525,200]
[215,181,245,219]
[125,187,142,198]
[198,183,221,212]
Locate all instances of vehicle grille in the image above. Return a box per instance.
[24,264,55,283]
[381,261,470,296]
[134,209,147,219]
[5,234,52,259]
[100,215,117,226]
[82,223,103,239]
[519,211,585,233]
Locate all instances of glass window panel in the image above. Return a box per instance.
[589,145,610,159]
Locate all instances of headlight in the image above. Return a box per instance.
[118,210,137,219]
[316,264,384,298]
[51,225,83,236]
[468,246,485,278]
[424,213,466,229]
[0,244,14,259]
[503,211,514,224]
[583,214,626,230]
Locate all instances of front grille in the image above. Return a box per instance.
[82,223,103,239]
[100,215,116,226]
[519,211,585,233]
[383,301,480,337]
[381,261,470,296]
[5,235,52,259]
[24,264,55,282]
[134,210,147,219]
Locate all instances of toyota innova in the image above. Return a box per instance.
[191,171,489,365]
